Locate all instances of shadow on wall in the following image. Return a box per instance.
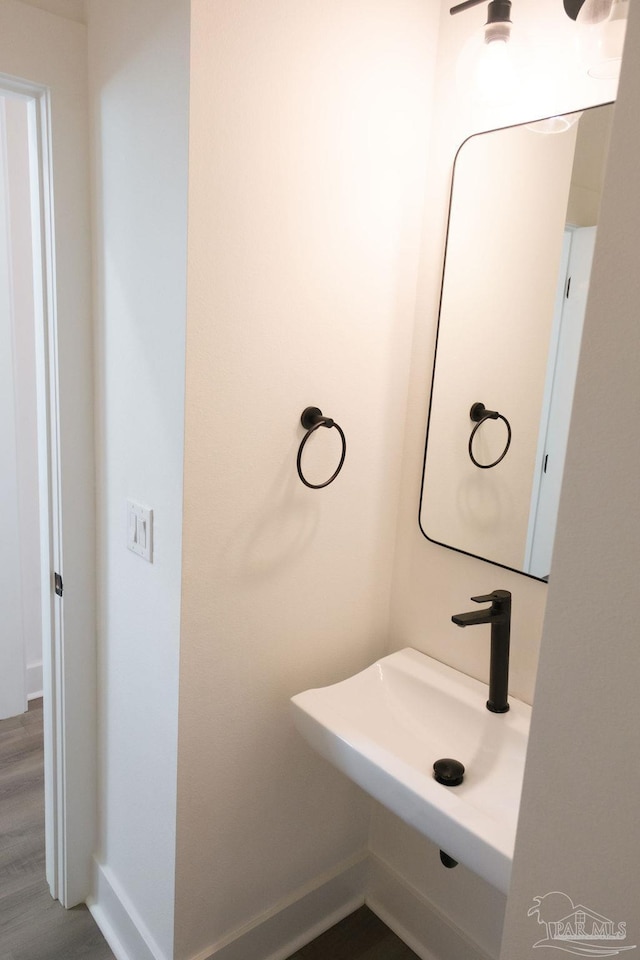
[220,417,350,579]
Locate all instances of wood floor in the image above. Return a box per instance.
[1,703,418,960]
[286,906,421,959]
[0,700,114,960]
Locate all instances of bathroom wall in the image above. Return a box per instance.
[501,4,640,951]
[375,0,621,956]
[18,0,84,21]
[86,0,189,955]
[174,1,439,957]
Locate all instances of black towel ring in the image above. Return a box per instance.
[297,407,346,489]
[468,402,512,469]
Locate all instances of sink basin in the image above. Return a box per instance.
[290,648,531,893]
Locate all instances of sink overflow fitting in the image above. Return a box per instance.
[440,850,459,869]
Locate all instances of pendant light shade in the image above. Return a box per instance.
[576,0,629,78]
[451,0,519,104]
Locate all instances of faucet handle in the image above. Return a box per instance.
[471,590,511,605]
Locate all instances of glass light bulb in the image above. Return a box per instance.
[474,37,516,104]
[577,0,615,25]
[577,0,629,79]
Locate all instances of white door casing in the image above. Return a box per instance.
[526,226,596,578]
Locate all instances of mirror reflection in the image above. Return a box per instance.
[419,103,614,580]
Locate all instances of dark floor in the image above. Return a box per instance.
[286,906,420,960]
[0,700,115,960]
[1,705,418,960]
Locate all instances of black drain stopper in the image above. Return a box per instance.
[433,758,465,787]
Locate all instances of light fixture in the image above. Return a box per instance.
[451,0,516,103]
[526,112,583,134]
[564,0,629,79]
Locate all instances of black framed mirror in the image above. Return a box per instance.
[419,103,614,580]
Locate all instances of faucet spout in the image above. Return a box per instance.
[452,590,511,713]
[451,608,494,627]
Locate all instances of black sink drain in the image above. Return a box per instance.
[433,758,465,787]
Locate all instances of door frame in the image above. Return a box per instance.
[0,66,96,909]
[524,229,572,576]
[525,225,596,578]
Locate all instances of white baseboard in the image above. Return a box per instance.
[87,860,169,960]
[366,855,496,960]
[88,853,366,960]
[88,850,494,960]
[188,853,367,960]
[27,660,43,700]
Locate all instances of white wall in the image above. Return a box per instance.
[174,1,439,957]
[0,96,27,721]
[376,0,621,955]
[17,0,84,22]
[500,4,640,953]
[2,94,42,701]
[86,0,189,955]
[0,91,43,712]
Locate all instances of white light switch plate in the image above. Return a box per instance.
[127,500,153,562]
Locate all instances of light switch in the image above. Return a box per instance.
[127,500,153,562]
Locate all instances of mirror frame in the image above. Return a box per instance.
[418,103,614,581]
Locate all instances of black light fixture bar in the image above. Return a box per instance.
[450,0,512,21]
[450,0,486,13]
[564,0,589,19]
[452,0,589,17]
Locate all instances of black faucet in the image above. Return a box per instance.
[452,590,511,713]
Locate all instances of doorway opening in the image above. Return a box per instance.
[1,76,66,904]
[0,72,96,910]
[0,93,43,720]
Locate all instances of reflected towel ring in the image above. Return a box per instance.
[468,402,512,469]
[297,407,346,489]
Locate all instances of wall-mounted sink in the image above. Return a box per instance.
[290,648,531,893]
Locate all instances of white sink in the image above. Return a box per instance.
[290,648,531,893]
